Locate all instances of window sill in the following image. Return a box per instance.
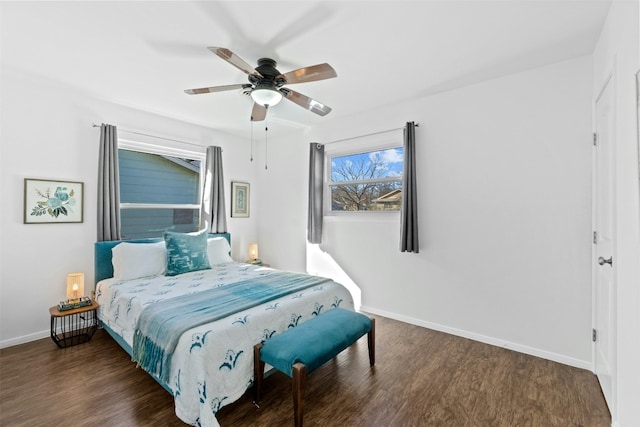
[324,211,400,222]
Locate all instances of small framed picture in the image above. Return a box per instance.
[231,181,250,218]
[24,178,84,224]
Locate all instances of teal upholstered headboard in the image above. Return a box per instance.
[94,233,231,284]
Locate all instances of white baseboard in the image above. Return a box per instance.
[360,305,593,371]
[0,329,49,349]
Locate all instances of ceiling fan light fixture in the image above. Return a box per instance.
[251,87,283,107]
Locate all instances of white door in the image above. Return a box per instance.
[593,74,616,413]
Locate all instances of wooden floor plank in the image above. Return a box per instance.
[0,314,609,426]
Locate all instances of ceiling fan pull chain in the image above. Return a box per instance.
[264,118,269,170]
[250,121,254,162]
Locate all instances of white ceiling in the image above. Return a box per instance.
[1,0,611,137]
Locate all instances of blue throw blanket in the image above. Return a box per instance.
[133,271,331,385]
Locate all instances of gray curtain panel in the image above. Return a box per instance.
[400,121,419,253]
[201,145,228,233]
[307,143,324,244]
[97,123,121,241]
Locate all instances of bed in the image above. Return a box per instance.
[94,232,355,427]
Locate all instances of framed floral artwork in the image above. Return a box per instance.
[231,181,249,218]
[24,178,84,224]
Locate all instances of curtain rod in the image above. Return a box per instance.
[323,123,419,145]
[92,123,204,148]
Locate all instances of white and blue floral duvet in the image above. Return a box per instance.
[95,262,354,427]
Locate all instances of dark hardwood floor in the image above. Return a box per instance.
[0,314,610,426]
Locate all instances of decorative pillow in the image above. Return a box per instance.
[207,237,233,264]
[112,241,166,280]
[164,230,211,276]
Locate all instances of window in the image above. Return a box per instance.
[118,140,204,239]
[328,146,404,212]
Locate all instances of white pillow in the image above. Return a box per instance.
[112,241,166,280]
[207,237,233,264]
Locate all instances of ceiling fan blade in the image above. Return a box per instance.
[251,103,267,122]
[208,47,262,77]
[281,89,332,116]
[196,3,333,70]
[184,83,250,95]
[265,5,334,52]
[281,63,337,85]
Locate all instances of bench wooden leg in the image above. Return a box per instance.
[292,362,306,427]
[368,318,376,366]
[254,343,265,403]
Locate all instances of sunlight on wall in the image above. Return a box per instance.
[306,242,362,311]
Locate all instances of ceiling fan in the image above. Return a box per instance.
[185,47,337,121]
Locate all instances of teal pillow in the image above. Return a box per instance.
[164,230,211,276]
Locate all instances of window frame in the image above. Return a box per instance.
[117,138,206,234]
[324,134,403,216]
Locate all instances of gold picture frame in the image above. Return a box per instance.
[24,178,84,224]
[231,181,250,218]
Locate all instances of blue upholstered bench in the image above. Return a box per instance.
[253,308,375,427]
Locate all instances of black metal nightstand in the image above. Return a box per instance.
[49,301,99,348]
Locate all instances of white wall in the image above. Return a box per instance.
[592,1,640,425]
[260,56,595,369]
[0,66,261,347]
[254,130,309,271]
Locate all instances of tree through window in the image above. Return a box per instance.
[329,147,403,211]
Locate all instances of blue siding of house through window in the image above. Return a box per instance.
[119,150,199,204]
[118,150,200,239]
